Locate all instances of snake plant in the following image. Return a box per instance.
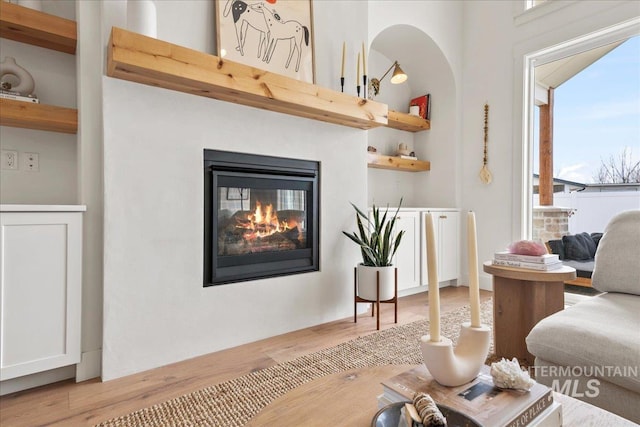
[342,199,405,267]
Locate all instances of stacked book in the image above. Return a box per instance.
[0,90,39,104]
[492,251,562,271]
[379,365,562,427]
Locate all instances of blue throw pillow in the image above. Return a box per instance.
[578,232,597,258]
[590,232,603,249]
[562,233,595,260]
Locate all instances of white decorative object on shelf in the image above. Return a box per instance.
[490,357,536,391]
[127,0,157,38]
[397,142,411,156]
[0,56,36,96]
[17,0,42,11]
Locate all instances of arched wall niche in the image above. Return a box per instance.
[367,24,460,209]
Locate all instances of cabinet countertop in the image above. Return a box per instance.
[1,204,87,212]
[368,207,460,212]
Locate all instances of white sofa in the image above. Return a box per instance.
[526,210,640,423]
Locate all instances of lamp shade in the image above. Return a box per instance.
[390,63,407,84]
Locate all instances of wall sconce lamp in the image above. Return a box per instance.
[368,60,407,98]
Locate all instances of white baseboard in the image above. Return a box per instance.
[0,365,75,396]
[76,349,102,382]
[399,286,428,298]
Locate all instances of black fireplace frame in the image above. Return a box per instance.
[203,150,320,286]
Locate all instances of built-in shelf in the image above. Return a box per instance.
[367,153,430,172]
[0,99,78,134]
[0,2,76,54]
[387,110,430,132]
[0,3,78,134]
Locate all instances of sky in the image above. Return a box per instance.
[533,35,640,184]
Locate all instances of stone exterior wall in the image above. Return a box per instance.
[533,206,574,243]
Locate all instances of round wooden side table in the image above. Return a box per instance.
[482,261,576,365]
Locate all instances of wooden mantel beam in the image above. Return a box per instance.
[106,27,388,130]
[539,87,554,206]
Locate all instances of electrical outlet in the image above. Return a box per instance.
[1,150,18,170]
[25,152,39,172]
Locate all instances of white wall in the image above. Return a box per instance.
[75,0,105,381]
[100,0,369,380]
[460,0,640,290]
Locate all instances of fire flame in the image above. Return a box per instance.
[236,202,295,240]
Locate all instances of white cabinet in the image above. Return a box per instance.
[393,211,420,291]
[368,207,460,293]
[421,210,460,286]
[0,205,85,380]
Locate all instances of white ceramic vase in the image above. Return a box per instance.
[356,264,396,301]
[127,0,157,38]
[420,322,491,387]
[0,56,35,96]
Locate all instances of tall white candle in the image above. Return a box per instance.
[425,213,441,342]
[356,52,360,85]
[467,211,481,327]
[362,42,367,75]
[341,42,346,78]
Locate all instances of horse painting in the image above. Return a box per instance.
[251,3,310,72]
[223,0,269,58]
[218,0,313,82]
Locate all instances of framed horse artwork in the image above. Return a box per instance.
[216,0,315,84]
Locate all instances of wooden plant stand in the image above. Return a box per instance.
[354,267,398,330]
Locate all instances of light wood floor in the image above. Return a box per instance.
[0,287,492,427]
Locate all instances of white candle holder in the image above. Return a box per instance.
[420,322,491,387]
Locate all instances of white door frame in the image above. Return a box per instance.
[516,18,640,239]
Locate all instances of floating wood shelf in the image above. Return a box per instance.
[0,2,76,54]
[367,153,430,172]
[107,27,388,130]
[0,99,78,134]
[387,110,430,132]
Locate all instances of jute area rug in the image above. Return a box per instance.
[96,300,494,427]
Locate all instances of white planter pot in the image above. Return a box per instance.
[357,264,396,301]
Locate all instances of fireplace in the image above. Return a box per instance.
[203,150,320,285]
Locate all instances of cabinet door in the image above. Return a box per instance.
[0,212,82,380]
[437,211,460,282]
[421,211,460,285]
[393,211,420,291]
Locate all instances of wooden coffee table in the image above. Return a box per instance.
[247,365,635,426]
[483,261,576,365]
